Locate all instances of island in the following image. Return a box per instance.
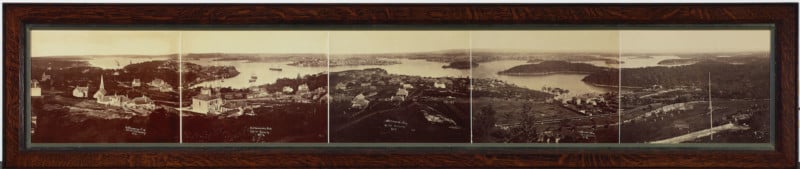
[441,61,478,69]
[329,57,400,67]
[498,61,611,76]
[657,59,698,66]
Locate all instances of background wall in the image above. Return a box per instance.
[0,0,796,162]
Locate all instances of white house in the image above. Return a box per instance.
[128,95,156,110]
[72,86,89,98]
[434,82,446,89]
[250,86,263,92]
[392,88,409,101]
[351,93,370,109]
[30,80,41,97]
[191,87,223,115]
[150,78,166,86]
[98,94,130,107]
[132,78,142,87]
[297,84,310,93]
[148,78,173,92]
[282,86,294,94]
[248,86,270,98]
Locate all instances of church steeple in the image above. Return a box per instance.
[93,75,107,99]
[99,75,105,90]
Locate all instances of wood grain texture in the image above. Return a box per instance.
[3,3,797,168]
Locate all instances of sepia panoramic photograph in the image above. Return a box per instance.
[180,31,328,143]
[471,30,621,143]
[26,28,773,145]
[328,31,471,143]
[29,30,181,143]
[617,30,771,144]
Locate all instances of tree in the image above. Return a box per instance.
[144,108,179,142]
[473,106,497,141]
[516,112,538,142]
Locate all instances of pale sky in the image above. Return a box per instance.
[31,30,180,57]
[471,30,620,53]
[620,30,771,53]
[181,31,328,54]
[330,31,469,55]
[31,29,771,57]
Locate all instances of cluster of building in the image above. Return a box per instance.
[71,77,172,99]
[471,78,549,100]
[621,101,701,124]
[287,57,327,67]
[559,96,616,116]
[531,86,619,116]
[69,75,157,113]
[334,69,464,112]
[189,83,327,116]
[335,69,457,91]
[344,79,453,110]
[623,85,702,105]
[471,79,506,92]
[547,95,605,106]
[275,84,327,102]
[147,78,173,92]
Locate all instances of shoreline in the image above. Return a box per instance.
[328,63,399,67]
[584,82,644,89]
[497,70,594,76]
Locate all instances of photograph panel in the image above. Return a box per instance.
[29,30,181,143]
[618,30,771,143]
[471,30,621,143]
[329,31,471,143]
[179,31,328,143]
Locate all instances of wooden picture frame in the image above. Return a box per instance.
[3,3,797,168]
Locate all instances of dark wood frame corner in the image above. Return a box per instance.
[3,3,797,168]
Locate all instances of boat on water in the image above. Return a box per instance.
[269,68,283,71]
[249,74,257,83]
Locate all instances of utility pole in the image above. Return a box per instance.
[708,72,713,141]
